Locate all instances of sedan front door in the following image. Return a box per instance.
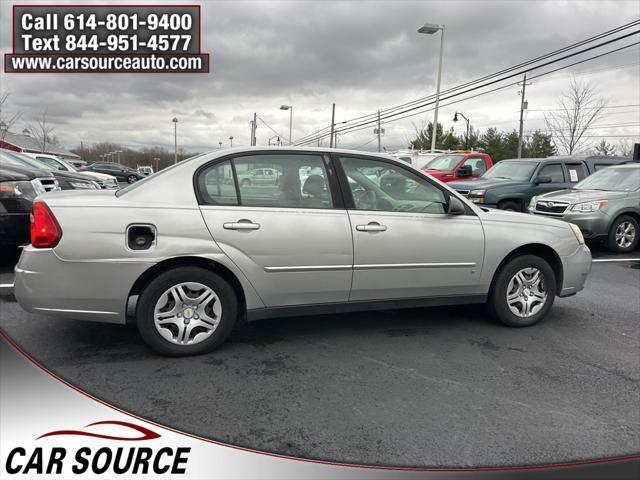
[197,153,353,307]
[336,155,485,301]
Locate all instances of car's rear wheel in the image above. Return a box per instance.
[606,215,639,253]
[136,267,237,356]
[498,200,520,212]
[488,254,556,327]
[127,175,138,184]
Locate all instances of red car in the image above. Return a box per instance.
[423,151,493,182]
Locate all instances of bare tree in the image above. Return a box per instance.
[617,138,636,157]
[545,77,607,154]
[0,91,23,142]
[592,139,616,156]
[29,110,55,153]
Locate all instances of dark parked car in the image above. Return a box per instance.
[0,163,59,246]
[1,149,99,191]
[449,155,630,212]
[82,162,144,183]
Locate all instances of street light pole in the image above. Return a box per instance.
[229,136,234,148]
[172,117,178,163]
[453,112,470,149]
[418,22,445,152]
[280,105,293,145]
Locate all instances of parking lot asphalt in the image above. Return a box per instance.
[0,245,638,468]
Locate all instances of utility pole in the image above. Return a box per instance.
[252,112,257,146]
[377,110,381,152]
[376,110,383,152]
[517,73,530,158]
[329,103,336,148]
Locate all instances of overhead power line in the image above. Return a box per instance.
[300,19,640,137]
[296,37,640,144]
[257,116,287,140]
[294,20,640,145]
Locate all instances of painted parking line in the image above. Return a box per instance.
[593,258,640,263]
[0,283,14,288]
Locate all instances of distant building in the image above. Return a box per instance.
[0,129,80,160]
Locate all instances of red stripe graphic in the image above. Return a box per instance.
[37,420,160,441]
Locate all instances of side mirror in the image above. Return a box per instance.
[535,176,552,184]
[447,196,466,215]
[457,165,473,177]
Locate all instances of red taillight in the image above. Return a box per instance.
[31,201,62,248]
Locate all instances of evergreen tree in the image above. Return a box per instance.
[524,130,556,158]
[409,122,444,150]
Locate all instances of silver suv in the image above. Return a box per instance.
[15,147,592,356]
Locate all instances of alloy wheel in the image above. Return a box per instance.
[153,282,222,345]
[615,221,636,249]
[506,267,548,318]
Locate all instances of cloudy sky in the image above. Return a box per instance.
[0,0,638,154]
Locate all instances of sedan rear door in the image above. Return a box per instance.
[197,152,353,307]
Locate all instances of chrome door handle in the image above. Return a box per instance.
[223,220,261,230]
[356,222,387,232]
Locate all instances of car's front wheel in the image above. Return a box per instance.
[606,215,639,253]
[136,267,238,356]
[488,254,556,327]
[498,200,520,212]
[127,175,138,184]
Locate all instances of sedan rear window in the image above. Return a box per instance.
[198,160,238,205]
[196,154,334,209]
[234,154,332,209]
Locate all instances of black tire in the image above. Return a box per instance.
[498,200,520,212]
[488,254,556,327]
[127,175,138,184]
[136,267,238,356]
[606,215,639,253]
[241,178,251,187]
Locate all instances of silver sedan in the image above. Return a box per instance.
[15,147,592,356]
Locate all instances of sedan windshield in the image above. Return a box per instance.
[576,167,640,192]
[483,161,538,181]
[424,154,463,171]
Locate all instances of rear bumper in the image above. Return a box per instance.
[14,246,152,324]
[558,244,592,297]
